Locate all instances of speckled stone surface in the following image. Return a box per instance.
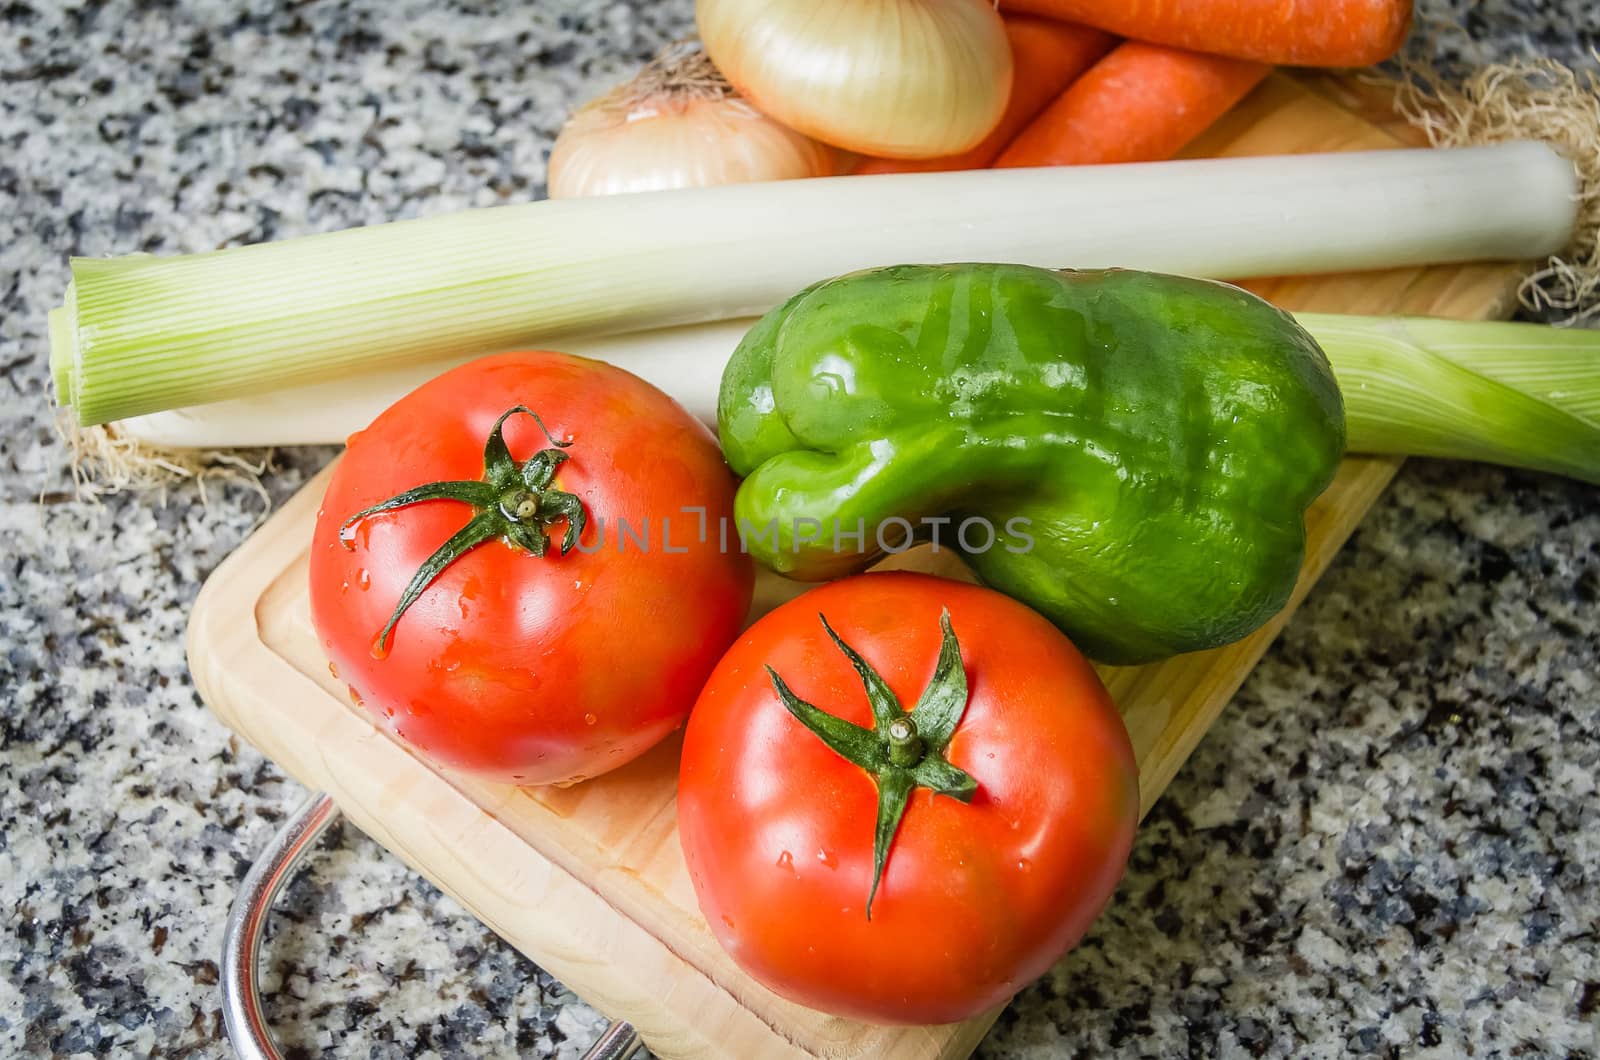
[2,2,1597,1057]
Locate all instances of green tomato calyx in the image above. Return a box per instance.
[339,405,587,655]
[765,609,977,920]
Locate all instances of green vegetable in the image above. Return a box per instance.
[719,264,1347,664]
[1301,313,1600,484]
[48,143,1576,428]
[718,263,1600,665]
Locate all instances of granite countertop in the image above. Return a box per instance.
[3,1,1598,1057]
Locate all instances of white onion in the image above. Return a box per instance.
[696,0,1013,159]
[548,43,834,198]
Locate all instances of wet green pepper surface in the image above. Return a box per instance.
[719,264,1346,665]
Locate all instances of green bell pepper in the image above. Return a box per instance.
[718,263,1346,665]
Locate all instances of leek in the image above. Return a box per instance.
[55,143,1577,426]
[1303,314,1600,483]
[117,314,1600,486]
[113,320,755,447]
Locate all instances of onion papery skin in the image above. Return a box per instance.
[549,97,836,198]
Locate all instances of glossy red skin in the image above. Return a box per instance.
[309,352,752,786]
[678,572,1139,1025]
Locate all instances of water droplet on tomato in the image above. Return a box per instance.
[1017,858,1031,873]
[356,569,371,591]
[339,580,349,595]
[816,849,837,869]
[370,635,389,660]
[720,915,735,930]
[583,712,598,726]
[338,524,358,551]
[775,851,794,873]
[327,661,339,680]
[346,685,363,707]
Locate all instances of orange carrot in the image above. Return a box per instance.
[994,42,1269,168]
[998,0,1410,67]
[853,17,1115,175]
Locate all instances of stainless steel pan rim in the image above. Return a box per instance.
[220,790,643,1060]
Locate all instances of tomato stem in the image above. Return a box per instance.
[340,405,588,654]
[765,609,976,919]
[885,717,924,767]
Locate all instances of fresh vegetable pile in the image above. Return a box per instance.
[48,0,1600,1033]
[293,273,1598,1025]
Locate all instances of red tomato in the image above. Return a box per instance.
[678,572,1138,1024]
[310,352,752,785]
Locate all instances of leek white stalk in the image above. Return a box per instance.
[114,320,757,447]
[54,142,1578,427]
[117,311,1600,487]
[696,0,1012,158]
[547,43,834,198]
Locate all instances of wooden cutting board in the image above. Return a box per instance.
[187,73,1526,1060]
